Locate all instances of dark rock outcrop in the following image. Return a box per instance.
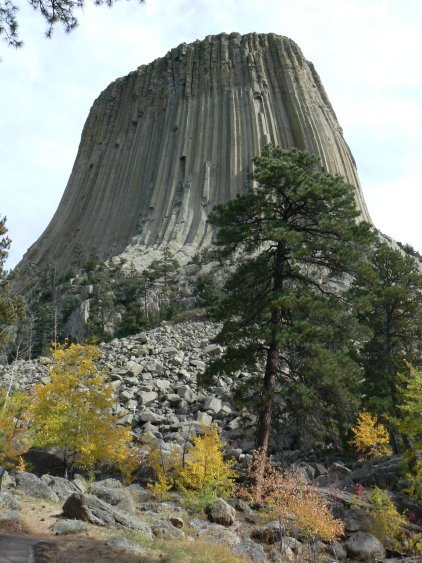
[21,32,371,274]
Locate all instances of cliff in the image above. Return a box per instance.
[21,32,371,272]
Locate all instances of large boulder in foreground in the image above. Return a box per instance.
[62,493,152,537]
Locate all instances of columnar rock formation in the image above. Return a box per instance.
[22,32,371,272]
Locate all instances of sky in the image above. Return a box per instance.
[1,0,421,269]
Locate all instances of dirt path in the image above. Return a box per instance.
[0,534,38,563]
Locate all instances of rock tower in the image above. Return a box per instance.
[22,32,371,272]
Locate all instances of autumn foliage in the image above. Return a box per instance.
[240,449,344,542]
[31,343,133,477]
[0,388,31,470]
[350,411,392,459]
[146,426,236,501]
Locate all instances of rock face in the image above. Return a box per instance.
[21,32,370,273]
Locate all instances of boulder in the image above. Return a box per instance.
[52,519,89,535]
[205,498,236,527]
[204,397,222,414]
[251,521,283,544]
[139,391,158,406]
[203,344,223,357]
[152,519,185,539]
[90,482,136,513]
[232,538,266,562]
[0,491,21,511]
[40,475,83,501]
[106,536,149,556]
[62,493,152,537]
[126,361,143,377]
[344,531,385,561]
[15,471,59,502]
[344,508,377,533]
[196,523,241,546]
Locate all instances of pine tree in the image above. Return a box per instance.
[350,242,422,420]
[202,146,373,454]
[0,216,26,357]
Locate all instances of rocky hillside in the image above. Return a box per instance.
[2,320,422,561]
[1,321,258,462]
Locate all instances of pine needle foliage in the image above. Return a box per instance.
[202,146,373,452]
[31,343,133,477]
[396,364,422,443]
[350,242,422,419]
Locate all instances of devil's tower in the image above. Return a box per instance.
[22,32,371,271]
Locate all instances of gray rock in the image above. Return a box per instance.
[106,536,149,556]
[294,461,316,481]
[0,510,21,525]
[152,519,185,539]
[40,475,83,501]
[126,361,143,377]
[138,409,164,423]
[89,483,136,513]
[177,385,196,403]
[205,498,236,527]
[139,391,158,405]
[15,471,60,502]
[203,344,223,357]
[344,508,377,533]
[52,519,89,535]
[190,359,206,370]
[251,521,283,544]
[197,412,213,426]
[344,531,385,561]
[144,361,165,375]
[161,347,179,355]
[155,379,171,392]
[62,493,152,536]
[0,491,21,511]
[196,523,241,546]
[232,538,266,562]
[120,390,134,402]
[204,397,222,414]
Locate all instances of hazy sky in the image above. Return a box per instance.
[2,0,421,269]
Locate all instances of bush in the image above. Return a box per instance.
[240,449,344,543]
[368,487,407,550]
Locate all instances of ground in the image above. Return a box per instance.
[0,494,248,563]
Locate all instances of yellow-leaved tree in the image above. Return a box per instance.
[177,426,236,497]
[0,388,32,487]
[350,411,392,459]
[31,343,133,478]
[146,426,236,503]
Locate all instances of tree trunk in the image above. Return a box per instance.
[255,241,284,457]
[256,340,279,455]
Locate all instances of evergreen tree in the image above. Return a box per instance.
[202,146,373,454]
[350,242,422,421]
[86,264,115,341]
[0,217,25,356]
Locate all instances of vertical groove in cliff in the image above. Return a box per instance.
[22,32,371,271]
